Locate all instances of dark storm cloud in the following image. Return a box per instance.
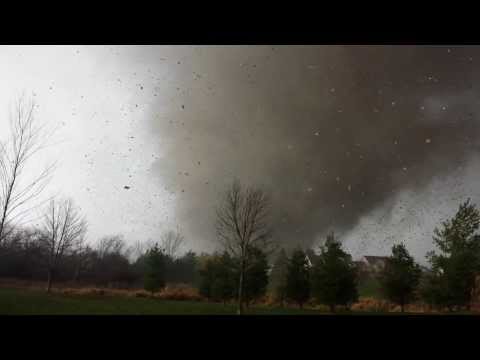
[143,46,480,251]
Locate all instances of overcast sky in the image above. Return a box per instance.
[1,45,480,264]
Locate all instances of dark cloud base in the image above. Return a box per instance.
[142,46,480,252]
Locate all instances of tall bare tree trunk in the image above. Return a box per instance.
[46,268,53,293]
[237,258,245,315]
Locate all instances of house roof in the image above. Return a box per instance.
[363,256,389,266]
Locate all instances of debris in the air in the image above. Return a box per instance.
[181,105,185,109]
[425,138,431,144]
[124,186,130,190]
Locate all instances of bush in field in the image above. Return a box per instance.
[143,244,166,295]
[199,252,236,303]
[311,233,358,312]
[211,252,236,304]
[379,243,421,312]
[285,249,310,308]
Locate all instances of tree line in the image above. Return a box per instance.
[2,95,480,313]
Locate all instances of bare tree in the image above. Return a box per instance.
[39,198,87,292]
[161,227,184,259]
[215,180,273,315]
[96,234,126,259]
[0,95,56,245]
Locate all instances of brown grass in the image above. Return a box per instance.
[47,283,203,302]
[155,284,203,301]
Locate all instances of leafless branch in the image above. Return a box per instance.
[0,95,57,245]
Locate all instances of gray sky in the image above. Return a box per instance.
[1,45,480,264]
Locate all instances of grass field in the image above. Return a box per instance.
[0,287,469,315]
[0,288,330,315]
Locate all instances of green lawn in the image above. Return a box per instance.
[0,288,461,315]
[0,288,330,315]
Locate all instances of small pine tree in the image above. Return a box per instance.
[379,243,421,312]
[285,249,310,308]
[143,244,166,295]
[311,233,358,312]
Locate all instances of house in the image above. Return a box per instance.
[361,256,389,273]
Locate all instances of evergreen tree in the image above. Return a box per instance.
[143,243,166,295]
[379,243,421,312]
[212,251,236,304]
[268,248,289,306]
[311,233,358,312]
[423,200,480,311]
[243,246,269,306]
[285,249,310,308]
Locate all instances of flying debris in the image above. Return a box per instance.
[124,186,131,190]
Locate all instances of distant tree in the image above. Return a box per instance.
[215,180,273,314]
[160,228,184,259]
[423,200,480,311]
[379,243,421,312]
[268,248,289,306]
[243,246,269,306]
[0,95,56,245]
[143,243,166,295]
[92,235,135,288]
[39,198,87,292]
[285,249,310,308]
[311,233,358,312]
[173,250,197,284]
[96,235,126,259]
